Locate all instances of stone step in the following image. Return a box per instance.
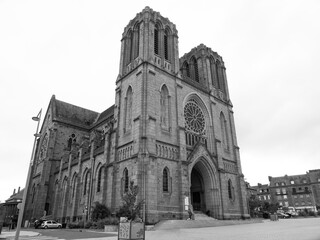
[152,218,263,231]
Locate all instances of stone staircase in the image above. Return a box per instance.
[152,212,262,231]
[193,211,216,220]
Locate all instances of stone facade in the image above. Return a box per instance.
[24,7,249,224]
[268,170,320,212]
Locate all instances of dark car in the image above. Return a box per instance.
[34,219,44,229]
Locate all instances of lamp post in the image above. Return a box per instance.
[15,110,42,240]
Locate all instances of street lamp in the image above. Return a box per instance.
[15,110,42,240]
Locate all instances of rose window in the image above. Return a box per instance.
[184,100,205,134]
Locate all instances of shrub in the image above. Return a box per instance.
[308,211,316,217]
[91,202,111,221]
[85,220,93,229]
[67,221,85,229]
[298,211,307,217]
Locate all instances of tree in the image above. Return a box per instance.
[261,201,279,213]
[248,195,262,217]
[91,202,111,221]
[117,181,144,221]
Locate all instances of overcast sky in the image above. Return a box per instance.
[0,0,319,202]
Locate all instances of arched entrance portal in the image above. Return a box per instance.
[190,158,219,216]
[190,167,204,211]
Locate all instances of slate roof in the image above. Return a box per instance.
[49,95,114,130]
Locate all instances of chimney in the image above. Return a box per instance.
[18,187,20,193]
[13,189,16,195]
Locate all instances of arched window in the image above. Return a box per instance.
[31,184,36,203]
[228,179,233,199]
[133,23,140,59]
[164,30,169,60]
[62,177,68,204]
[83,171,90,196]
[125,87,133,131]
[163,168,169,192]
[182,61,190,78]
[67,138,72,151]
[160,85,170,129]
[124,168,129,192]
[190,57,199,82]
[71,174,77,201]
[209,57,217,87]
[97,166,103,193]
[220,113,229,151]
[154,24,159,55]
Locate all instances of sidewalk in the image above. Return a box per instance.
[0,230,40,239]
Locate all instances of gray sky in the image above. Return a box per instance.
[0,0,319,202]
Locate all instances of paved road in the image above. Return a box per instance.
[144,218,320,240]
[3,217,320,240]
[32,229,117,240]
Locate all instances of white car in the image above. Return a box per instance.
[41,220,62,229]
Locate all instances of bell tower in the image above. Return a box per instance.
[113,7,183,223]
[118,6,179,77]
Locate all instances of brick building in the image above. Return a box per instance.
[269,170,320,212]
[24,7,249,225]
[1,188,23,228]
[251,183,271,203]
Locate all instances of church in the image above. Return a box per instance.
[24,7,249,224]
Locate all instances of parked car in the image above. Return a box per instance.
[277,212,291,218]
[285,211,298,217]
[34,219,44,229]
[41,220,62,229]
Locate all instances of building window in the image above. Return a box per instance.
[276,188,280,195]
[228,179,234,200]
[290,180,294,184]
[154,25,159,55]
[83,171,90,196]
[182,61,190,78]
[284,201,289,207]
[97,167,103,193]
[160,85,170,129]
[125,87,133,132]
[31,185,36,203]
[190,56,199,82]
[292,188,296,193]
[124,168,129,193]
[277,196,282,200]
[71,174,77,200]
[184,99,207,147]
[283,195,288,199]
[282,188,287,194]
[220,113,229,151]
[275,183,279,186]
[164,30,168,60]
[163,168,169,192]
